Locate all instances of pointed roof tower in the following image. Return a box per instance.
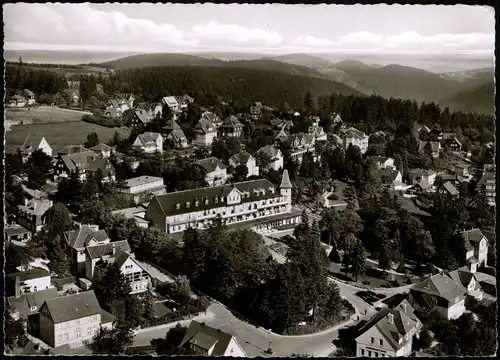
[280,169,293,189]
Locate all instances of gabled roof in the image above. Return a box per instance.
[134,109,151,124]
[221,115,243,129]
[372,156,393,164]
[11,94,26,101]
[136,132,162,146]
[86,240,132,259]
[408,168,436,177]
[258,144,282,159]
[42,290,106,324]
[124,176,164,189]
[379,169,401,183]
[90,143,115,152]
[462,229,486,245]
[195,118,216,134]
[17,198,52,216]
[201,111,219,123]
[7,267,50,282]
[418,141,440,153]
[411,273,466,302]
[168,129,188,144]
[439,181,458,195]
[230,150,254,165]
[23,89,35,96]
[21,134,49,154]
[414,179,431,190]
[341,127,366,139]
[446,268,475,288]
[477,171,495,187]
[270,118,285,127]
[8,287,59,320]
[64,225,109,249]
[57,145,92,156]
[163,118,181,131]
[162,96,178,106]
[179,321,235,356]
[196,157,228,173]
[280,170,292,189]
[149,179,277,217]
[357,308,420,351]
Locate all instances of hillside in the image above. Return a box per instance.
[333,59,375,72]
[264,53,335,69]
[106,66,362,109]
[443,80,495,115]
[99,53,224,68]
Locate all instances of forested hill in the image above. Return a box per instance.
[442,80,495,115]
[103,66,362,108]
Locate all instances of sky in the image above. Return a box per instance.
[3,3,495,56]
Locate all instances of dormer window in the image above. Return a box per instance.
[195,200,199,207]
[214,197,218,204]
[186,202,190,208]
[176,203,181,210]
[204,198,209,205]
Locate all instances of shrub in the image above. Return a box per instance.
[82,114,118,128]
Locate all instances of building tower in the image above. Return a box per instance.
[280,169,293,212]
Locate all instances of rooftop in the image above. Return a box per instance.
[7,267,50,282]
[8,287,59,320]
[179,320,235,356]
[42,290,105,324]
[196,157,228,173]
[123,176,164,189]
[411,273,466,302]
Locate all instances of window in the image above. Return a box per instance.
[30,306,37,311]
[370,337,375,344]
[64,333,69,341]
[34,286,37,292]
[375,352,379,357]
[58,335,63,343]
[379,339,383,346]
[368,350,372,357]
[76,328,81,338]
[360,349,365,356]
[87,327,92,336]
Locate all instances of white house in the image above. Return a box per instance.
[195,157,228,186]
[21,135,53,161]
[7,267,53,295]
[258,144,284,172]
[411,273,467,320]
[229,151,259,177]
[341,127,369,154]
[167,129,189,149]
[110,206,150,229]
[121,176,167,204]
[90,143,115,159]
[39,291,115,348]
[408,169,436,186]
[308,119,328,141]
[446,267,483,300]
[180,320,246,356]
[23,89,36,105]
[379,170,404,190]
[194,118,217,147]
[462,228,489,271]
[161,96,180,112]
[355,300,422,357]
[218,115,243,138]
[145,173,301,235]
[372,156,396,170]
[54,147,116,183]
[133,132,163,153]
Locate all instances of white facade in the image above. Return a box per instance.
[20,275,52,294]
[121,176,166,203]
[229,156,259,177]
[436,297,466,320]
[221,337,246,357]
[37,138,53,158]
[195,130,217,147]
[356,326,413,357]
[205,166,228,187]
[343,132,369,154]
[133,134,163,154]
[375,158,396,170]
[119,256,151,294]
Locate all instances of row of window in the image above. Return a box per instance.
[57,325,98,343]
[360,349,386,357]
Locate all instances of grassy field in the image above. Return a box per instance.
[6,121,130,153]
[5,107,90,125]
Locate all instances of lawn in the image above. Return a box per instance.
[5,107,89,125]
[6,121,130,153]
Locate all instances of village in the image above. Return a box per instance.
[4,83,496,358]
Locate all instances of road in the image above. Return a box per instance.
[133,301,356,357]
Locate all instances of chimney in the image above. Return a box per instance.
[15,276,21,298]
[112,243,116,255]
[387,313,394,324]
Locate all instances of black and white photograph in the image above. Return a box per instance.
[3,2,496,357]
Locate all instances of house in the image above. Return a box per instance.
[105,96,132,117]
[476,168,495,206]
[152,102,163,117]
[372,156,396,170]
[437,181,459,197]
[90,143,115,159]
[418,141,441,158]
[341,127,369,154]
[9,94,27,107]
[129,109,152,130]
[194,117,217,147]
[110,206,149,229]
[39,290,115,348]
[86,244,151,294]
[6,268,53,296]
[195,157,228,186]
[21,135,53,161]
[308,118,328,141]
[250,101,263,119]
[179,320,246,356]
[120,176,167,204]
[379,170,404,190]
[201,111,222,128]
[355,300,422,358]
[146,172,300,235]
[23,89,36,105]
[54,151,115,182]
[436,173,463,188]
[219,115,243,138]
[7,287,59,321]
[408,169,436,186]
[416,124,431,134]
[229,151,259,177]
[167,129,189,149]
[275,128,290,143]
[442,136,462,151]
[288,133,318,164]
[175,94,194,109]
[162,118,182,137]
[4,225,32,245]
[453,163,470,178]
[322,181,348,211]
[258,144,284,171]
[17,198,52,233]
[462,228,489,270]
[410,273,467,320]
[161,96,180,112]
[64,225,111,276]
[446,267,483,300]
[133,132,163,153]
[330,112,343,125]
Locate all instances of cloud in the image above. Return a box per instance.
[3,3,195,51]
[295,35,334,48]
[192,21,283,47]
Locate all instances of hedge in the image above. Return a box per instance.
[82,114,122,128]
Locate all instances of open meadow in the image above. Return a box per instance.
[5,121,130,153]
[5,106,93,125]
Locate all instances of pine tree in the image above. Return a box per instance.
[351,241,366,282]
[378,237,392,271]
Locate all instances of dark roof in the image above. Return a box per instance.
[168,129,188,143]
[8,288,59,319]
[64,226,109,249]
[379,169,401,183]
[100,309,116,324]
[179,320,234,356]
[408,169,436,177]
[163,118,181,131]
[477,171,495,187]
[21,340,44,355]
[388,191,430,217]
[439,181,458,195]
[7,267,50,282]
[149,178,278,217]
[229,150,254,165]
[136,132,161,145]
[86,240,132,259]
[446,269,475,288]
[201,111,219,123]
[196,157,228,173]
[221,115,243,129]
[42,290,103,324]
[258,144,281,158]
[195,118,216,134]
[134,109,151,124]
[411,273,466,302]
[48,344,73,355]
[462,229,486,244]
[4,226,31,236]
[90,143,114,152]
[21,134,47,154]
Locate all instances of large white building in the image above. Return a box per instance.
[145,171,300,235]
[229,151,259,177]
[341,127,369,154]
[195,157,228,186]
